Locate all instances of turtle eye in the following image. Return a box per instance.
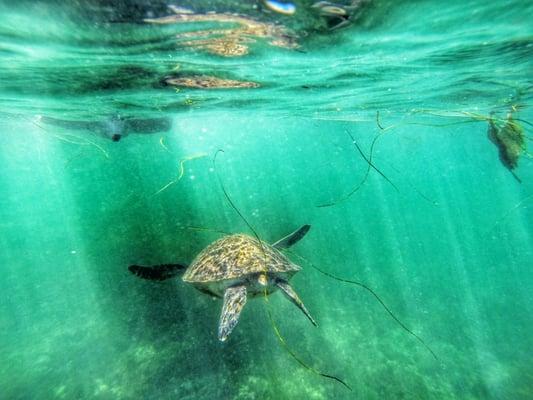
[111,134,121,142]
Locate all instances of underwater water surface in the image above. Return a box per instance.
[0,0,532,399]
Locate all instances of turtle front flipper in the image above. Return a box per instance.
[128,263,186,281]
[218,285,247,342]
[276,280,317,326]
[271,225,311,249]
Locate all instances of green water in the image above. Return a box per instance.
[1,1,532,399]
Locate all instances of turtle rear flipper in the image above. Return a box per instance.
[128,263,186,281]
[218,285,247,342]
[276,280,317,326]
[272,225,311,249]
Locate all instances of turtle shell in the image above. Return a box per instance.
[182,234,300,283]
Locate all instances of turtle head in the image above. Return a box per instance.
[103,115,128,142]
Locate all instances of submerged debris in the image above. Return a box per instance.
[164,75,260,89]
[144,5,298,57]
[487,108,526,182]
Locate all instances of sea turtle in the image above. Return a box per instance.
[128,225,316,341]
[39,114,171,142]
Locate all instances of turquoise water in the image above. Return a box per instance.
[1,1,532,399]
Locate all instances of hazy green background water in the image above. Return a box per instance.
[1,1,532,399]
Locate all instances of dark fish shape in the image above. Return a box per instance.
[39,115,171,141]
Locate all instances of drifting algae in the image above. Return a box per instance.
[487,107,526,182]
